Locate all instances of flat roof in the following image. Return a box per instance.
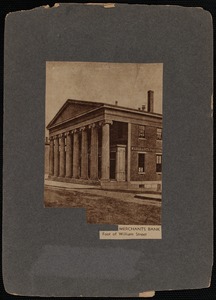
[47,99,162,129]
[66,99,162,117]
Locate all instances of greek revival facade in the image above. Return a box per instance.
[47,92,162,191]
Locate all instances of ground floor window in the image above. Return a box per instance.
[156,154,162,173]
[138,153,145,173]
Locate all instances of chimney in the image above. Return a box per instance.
[115,101,118,106]
[141,105,146,111]
[147,90,154,113]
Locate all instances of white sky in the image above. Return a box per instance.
[45,62,163,135]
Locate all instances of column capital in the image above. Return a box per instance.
[72,128,79,134]
[88,123,98,129]
[49,136,54,141]
[79,126,86,132]
[99,120,113,127]
[64,131,71,137]
[58,133,65,138]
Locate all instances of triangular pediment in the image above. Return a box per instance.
[47,99,103,129]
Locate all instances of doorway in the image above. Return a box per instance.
[110,151,116,180]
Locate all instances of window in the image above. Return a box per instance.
[138,125,145,138]
[156,154,162,173]
[157,128,162,140]
[138,153,145,173]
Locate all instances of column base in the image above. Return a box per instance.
[89,177,98,181]
[100,178,110,182]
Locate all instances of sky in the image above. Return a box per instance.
[45,62,163,135]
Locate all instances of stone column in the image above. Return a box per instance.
[101,120,112,181]
[54,136,59,177]
[89,123,98,180]
[80,127,88,179]
[49,137,54,176]
[59,134,66,177]
[73,129,80,178]
[65,132,72,178]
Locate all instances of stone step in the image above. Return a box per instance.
[47,176,100,186]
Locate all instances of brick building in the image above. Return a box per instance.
[46,91,162,191]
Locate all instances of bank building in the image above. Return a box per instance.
[46,91,162,192]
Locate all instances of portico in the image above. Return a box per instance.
[48,119,116,183]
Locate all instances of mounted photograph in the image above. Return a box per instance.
[44,62,163,225]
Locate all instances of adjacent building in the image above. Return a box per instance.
[46,91,162,191]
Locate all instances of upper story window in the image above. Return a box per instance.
[138,125,145,138]
[157,128,162,140]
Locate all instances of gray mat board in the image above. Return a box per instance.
[3,4,213,297]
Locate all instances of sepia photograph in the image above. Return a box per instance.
[3,2,213,297]
[44,62,163,225]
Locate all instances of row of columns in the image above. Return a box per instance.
[49,120,113,181]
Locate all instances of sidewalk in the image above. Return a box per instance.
[45,179,161,207]
[45,179,98,190]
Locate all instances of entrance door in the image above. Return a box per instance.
[110,151,116,180]
[115,145,126,181]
